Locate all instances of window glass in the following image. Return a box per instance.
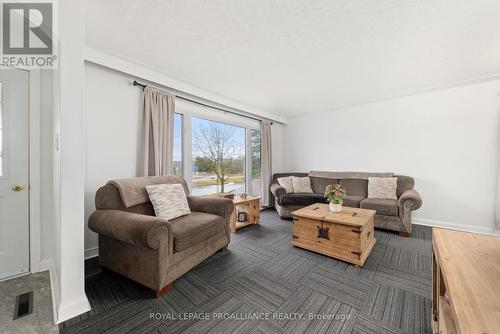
[191,116,246,195]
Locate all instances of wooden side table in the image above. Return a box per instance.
[230,196,261,233]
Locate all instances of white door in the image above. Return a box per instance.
[0,68,29,280]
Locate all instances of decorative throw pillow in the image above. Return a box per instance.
[277,176,294,193]
[368,177,398,200]
[146,183,191,220]
[291,176,314,193]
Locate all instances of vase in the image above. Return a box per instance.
[329,202,342,212]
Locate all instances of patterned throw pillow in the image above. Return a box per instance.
[368,177,398,200]
[291,176,313,193]
[146,183,191,220]
[277,176,294,193]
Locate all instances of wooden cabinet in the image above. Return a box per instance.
[432,228,500,334]
[230,196,260,233]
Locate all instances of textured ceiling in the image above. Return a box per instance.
[86,0,500,117]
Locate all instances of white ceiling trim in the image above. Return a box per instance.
[84,47,287,124]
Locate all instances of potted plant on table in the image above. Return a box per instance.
[324,184,347,212]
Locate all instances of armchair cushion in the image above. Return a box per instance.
[360,198,398,216]
[169,212,225,252]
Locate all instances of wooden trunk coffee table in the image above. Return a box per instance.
[291,204,376,267]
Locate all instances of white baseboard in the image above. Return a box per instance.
[39,259,52,272]
[39,258,92,324]
[57,295,91,324]
[413,218,500,236]
[39,259,60,325]
[84,247,99,260]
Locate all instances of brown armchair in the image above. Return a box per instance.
[88,176,234,297]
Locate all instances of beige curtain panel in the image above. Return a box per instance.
[139,86,175,176]
[261,120,272,206]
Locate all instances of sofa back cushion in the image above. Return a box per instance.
[309,171,394,198]
[309,171,393,180]
[310,177,339,194]
[339,179,368,197]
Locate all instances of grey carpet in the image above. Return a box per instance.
[60,209,432,334]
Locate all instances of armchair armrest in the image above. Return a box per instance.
[187,196,234,218]
[398,189,422,210]
[88,210,173,250]
[270,183,287,198]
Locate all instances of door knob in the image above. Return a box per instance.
[12,184,25,192]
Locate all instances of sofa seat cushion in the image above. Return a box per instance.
[360,198,398,216]
[277,193,327,206]
[342,195,365,208]
[169,212,225,252]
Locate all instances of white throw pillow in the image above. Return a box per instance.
[291,176,313,193]
[368,177,398,200]
[277,176,294,193]
[146,183,191,220]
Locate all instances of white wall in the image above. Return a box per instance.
[282,79,500,234]
[84,63,142,252]
[84,62,285,254]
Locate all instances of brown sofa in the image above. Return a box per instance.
[270,171,422,235]
[88,176,234,297]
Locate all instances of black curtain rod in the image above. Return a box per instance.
[133,80,272,124]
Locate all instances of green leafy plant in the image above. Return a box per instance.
[324,184,347,204]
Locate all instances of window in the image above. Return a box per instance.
[250,129,261,196]
[191,116,246,196]
[172,113,182,175]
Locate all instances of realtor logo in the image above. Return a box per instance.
[1,1,57,68]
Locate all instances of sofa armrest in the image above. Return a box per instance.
[187,196,234,218]
[398,189,422,211]
[270,183,287,198]
[88,210,173,250]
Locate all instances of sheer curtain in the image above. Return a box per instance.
[261,120,272,206]
[139,86,176,176]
